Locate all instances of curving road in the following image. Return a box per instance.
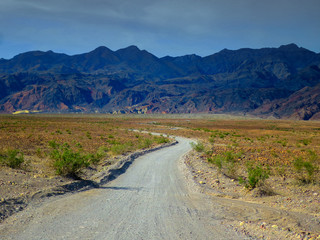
[0,137,246,240]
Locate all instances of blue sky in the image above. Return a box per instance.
[0,0,319,59]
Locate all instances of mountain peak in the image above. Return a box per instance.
[115,45,155,61]
[90,46,114,54]
[279,43,300,50]
[116,45,141,54]
[125,45,140,51]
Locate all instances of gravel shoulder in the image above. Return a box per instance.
[183,150,320,240]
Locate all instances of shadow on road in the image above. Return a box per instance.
[99,186,142,191]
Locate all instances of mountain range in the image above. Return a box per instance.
[0,43,320,120]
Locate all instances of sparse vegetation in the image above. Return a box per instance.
[49,141,90,178]
[167,117,320,188]
[154,135,170,144]
[298,138,312,146]
[293,157,317,184]
[190,141,205,152]
[0,149,25,169]
[239,163,270,189]
[208,151,242,179]
[0,115,319,195]
[0,115,172,179]
[139,138,153,149]
[110,143,132,155]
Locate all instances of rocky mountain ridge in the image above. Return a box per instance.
[0,44,320,120]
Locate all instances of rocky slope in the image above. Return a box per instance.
[0,44,320,119]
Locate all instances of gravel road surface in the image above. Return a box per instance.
[0,137,246,240]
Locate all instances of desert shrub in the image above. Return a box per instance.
[276,139,288,147]
[0,149,25,169]
[135,134,140,139]
[139,138,153,149]
[66,129,72,135]
[36,148,44,158]
[49,141,90,178]
[95,146,109,159]
[298,139,312,146]
[222,151,239,178]
[293,157,317,184]
[88,146,109,165]
[246,164,270,189]
[154,136,170,144]
[86,131,92,139]
[87,153,101,165]
[307,150,318,162]
[239,163,270,189]
[110,143,131,155]
[55,129,63,135]
[75,142,83,149]
[208,155,223,171]
[208,151,242,178]
[208,136,215,143]
[190,141,205,152]
[48,140,59,149]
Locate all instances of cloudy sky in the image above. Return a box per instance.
[0,0,319,59]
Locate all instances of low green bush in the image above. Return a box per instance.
[95,146,109,160]
[190,141,205,152]
[307,150,318,162]
[208,151,243,179]
[49,141,90,178]
[247,164,270,189]
[239,163,270,189]
[0,149,25,169]
[208,155,223,171]
[154,136,170,144]
[293,157,317,183]
[139,138,153,149]
[110,143,130,155]
[298,139,312,146]
[86,131,92,139]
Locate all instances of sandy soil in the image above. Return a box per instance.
[183,150,320,240]
[0,164,71,222]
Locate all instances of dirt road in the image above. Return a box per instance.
[0,137,247,240]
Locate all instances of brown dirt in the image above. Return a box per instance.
[0,157,101,223]
[184,150,320,240]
